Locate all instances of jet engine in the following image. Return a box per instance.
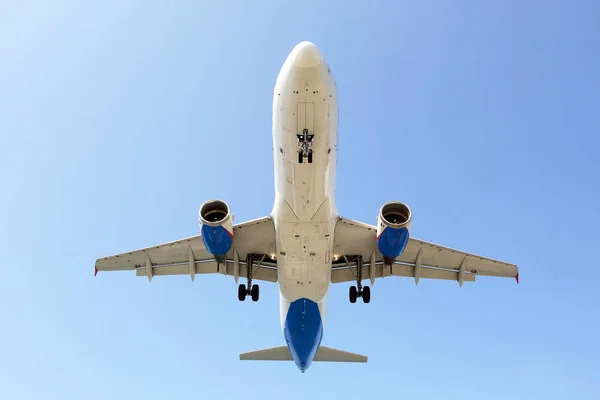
[199,199,234,262]
[376,201,412,264]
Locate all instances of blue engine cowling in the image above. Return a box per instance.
[199,199,233,260]
[376,201,412,261]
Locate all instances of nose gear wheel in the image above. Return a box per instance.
[297,128,314,164]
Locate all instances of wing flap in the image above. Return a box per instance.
[331,264,475,283]
[135,261,218,277]
[225,262,278,282]
[134,260,278,282]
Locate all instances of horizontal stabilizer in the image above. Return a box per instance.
[239,346,292,361]
[239,345,367,363]
[314,346,368,363]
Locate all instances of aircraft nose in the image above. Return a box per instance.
[289,41,323,68]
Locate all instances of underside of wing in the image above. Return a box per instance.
[95,216,278,283]
[332,217,518,285]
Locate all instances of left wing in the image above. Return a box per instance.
[331,217,518,285]
[95,217,278,283]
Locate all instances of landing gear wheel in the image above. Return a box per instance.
[307,149,313,164]
[349,286,358,303]
[251,284,260,302]
[362,286,371,304]
[298,149,304,163]
[238,284,247,301]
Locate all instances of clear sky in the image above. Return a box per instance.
[1,1,599,399]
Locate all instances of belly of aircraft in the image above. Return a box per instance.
[273,96,336,301]
[276,218,333,301]
[271,52,338,303]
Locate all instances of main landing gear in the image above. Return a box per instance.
[238,254,263,302]
[297,128,314,164]
[238,282,259,302]
[345,255,371,304]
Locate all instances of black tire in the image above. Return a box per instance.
[349,286,357,303]
[307,149,313,164]
[238,284,247,301]
[362,286,371,304]
[251,284,260,302]
[298,149,303,163]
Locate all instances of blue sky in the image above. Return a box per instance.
[1,0,599,398]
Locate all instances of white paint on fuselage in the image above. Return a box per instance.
[270,42,338,330]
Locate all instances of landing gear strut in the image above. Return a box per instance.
[297,128,314,164]
[345,255,371,304]
[238,254,263,302]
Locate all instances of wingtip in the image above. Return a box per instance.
[515,273,519,284]
[94,267,98,277]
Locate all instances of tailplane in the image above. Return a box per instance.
[239,346,292,361]
[314,346,368,362]
[239,345,367,363]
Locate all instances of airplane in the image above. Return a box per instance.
[95,41,519,373]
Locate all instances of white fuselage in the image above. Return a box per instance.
[270,42,339,330]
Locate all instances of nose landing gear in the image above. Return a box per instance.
[297,128,314,164]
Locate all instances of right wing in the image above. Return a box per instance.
[95,217,278,282]
[331,217,518,285]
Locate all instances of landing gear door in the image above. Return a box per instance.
[297,102,315,136]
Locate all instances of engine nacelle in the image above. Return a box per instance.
[376,201,412,263]
[199,199,233,261]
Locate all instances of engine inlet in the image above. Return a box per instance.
[199,200,231,226]
[380,201,411,228]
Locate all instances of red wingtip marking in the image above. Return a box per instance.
[515,273,519,284]
[94,267,98,276]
